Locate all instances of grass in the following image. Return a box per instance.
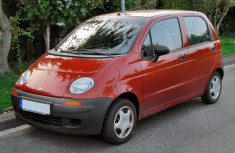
[220,37,235,55]
[0,73,19,113]
[0,59,34,113]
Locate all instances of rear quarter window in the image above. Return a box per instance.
[183,16,210,46]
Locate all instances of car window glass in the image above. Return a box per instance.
[183,16,210,46]
[58,16,148,55]
[150,18,182,52]
[141,33,153,58]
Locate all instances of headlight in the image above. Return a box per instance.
[69,77,94,94]
[19,70,31,85]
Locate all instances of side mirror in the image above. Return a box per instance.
[151,45,170,63]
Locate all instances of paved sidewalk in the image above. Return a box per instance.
[223,53,235,66]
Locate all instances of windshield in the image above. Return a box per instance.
[56,16,148,55]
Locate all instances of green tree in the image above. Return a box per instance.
[19,0,87,51]
[158,0,235,32]
[9,16,33,72]
[213,0,235,32]
[220,6,235,37]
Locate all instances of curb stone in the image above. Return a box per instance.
[3,106,13,112]
[0,111,23,131]
[223,52,235,57]
[222,53,235,66]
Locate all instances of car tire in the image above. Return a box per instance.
[201,71,222,104]
[101,98,137,144]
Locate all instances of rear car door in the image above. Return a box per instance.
[139,16,189,112]
[182,15,217,95]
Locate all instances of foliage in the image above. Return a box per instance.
[9,58,36,75]
[18,0,87,33]
[2,0,19,17]
[84,0,120,19]
[15,0,90,53]
[220,6,235,37]
[84,0,155,18]
[158,0,235,32]
[9,16,33,72]
[127,0,157,10]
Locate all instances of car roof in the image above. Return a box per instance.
[100,10,201,18]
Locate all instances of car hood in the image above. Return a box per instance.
[17,53,112,97]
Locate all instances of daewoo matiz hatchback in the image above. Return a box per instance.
[12,10,223,144]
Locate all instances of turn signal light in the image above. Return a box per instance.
[63,101,82,106]
[12,89,17,96]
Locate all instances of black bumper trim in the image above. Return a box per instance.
[11,89,113,135]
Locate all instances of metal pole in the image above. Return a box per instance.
[121,0,125,12]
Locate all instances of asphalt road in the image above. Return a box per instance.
[0,64,235,153]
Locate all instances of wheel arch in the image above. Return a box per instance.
[115,92,140,117]
[202,66,223,97]
[214,67,224,79]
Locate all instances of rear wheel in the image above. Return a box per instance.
[201,71,222,104]
[101,98,137,144]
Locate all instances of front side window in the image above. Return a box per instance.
[150,18,182,52]
[183,16,210,46]
[141,17,182,58]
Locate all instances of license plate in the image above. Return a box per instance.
[20,99,50,115]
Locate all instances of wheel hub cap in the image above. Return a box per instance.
[114,106,134,139]
[210,76,221,100]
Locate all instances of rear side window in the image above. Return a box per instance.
[183,16,210,46]
[150,18,182,52]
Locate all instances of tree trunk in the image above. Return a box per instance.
[0,0,12,74]
[216,6,230,32]
[43,25,50,51]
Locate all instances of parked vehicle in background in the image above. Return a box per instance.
[11,10,223,144]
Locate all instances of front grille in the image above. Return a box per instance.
[18,109,63,126]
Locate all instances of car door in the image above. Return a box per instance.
[182,15,217,95]
[139,16,189,112]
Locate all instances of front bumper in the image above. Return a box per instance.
[11,89,113,135]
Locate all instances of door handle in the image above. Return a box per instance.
[179,54,186,61]
[210,45,215,52]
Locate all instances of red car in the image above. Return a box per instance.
[12,10,223,144]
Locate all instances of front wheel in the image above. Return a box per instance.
[201,71,222,104]
[101,98,137,144]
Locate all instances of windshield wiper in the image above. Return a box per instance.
[55,47,80,55]
[55,46,121,57]
[69,49,114,57]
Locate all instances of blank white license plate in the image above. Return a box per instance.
[20,99,50,115]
